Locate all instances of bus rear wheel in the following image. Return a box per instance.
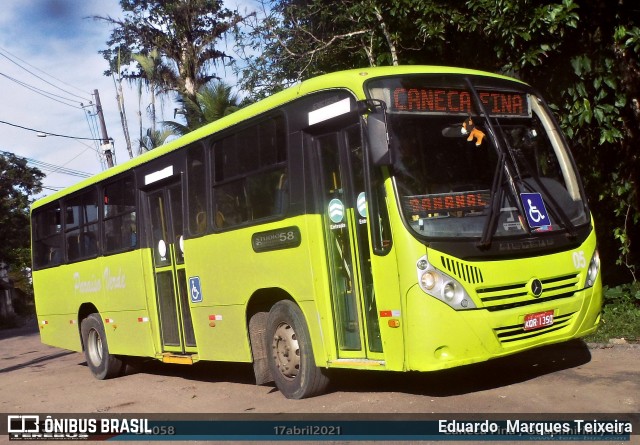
[266,300,329,399]
[81,313,125,380]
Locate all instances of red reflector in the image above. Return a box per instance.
[379,310,392,317]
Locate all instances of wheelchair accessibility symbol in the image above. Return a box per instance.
[189,276,203,303]
[520,193,550,228]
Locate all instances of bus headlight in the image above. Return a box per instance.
[416,255,476,310]
[443,282,456,301]
[585,249,600,288]
[420,271,437,290]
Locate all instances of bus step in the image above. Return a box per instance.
[161,353,196,365]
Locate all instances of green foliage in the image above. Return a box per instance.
[138,128,175,153]
[163,81,241,137]
[585,283,640,343]
[465,0,579,71]
[235,0,455,98]
[550,2,639,283]
[0,152,44,269]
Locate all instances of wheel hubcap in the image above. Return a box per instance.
[87,328,103,366]
[272,322,300,380]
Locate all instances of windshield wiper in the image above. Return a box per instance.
[478,151,506,248]
[464,77,530,248]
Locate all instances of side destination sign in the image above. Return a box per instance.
[251,226,301,253]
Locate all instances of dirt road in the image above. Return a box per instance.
[1,320,638,441]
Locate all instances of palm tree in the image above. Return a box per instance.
[132,49,175,134]
[138,128,175,154]
[163,81,241,137]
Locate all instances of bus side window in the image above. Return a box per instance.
[33,204,62,269]
[212,115,288,229]
[103,175,137,253]
[64,189,99,262]
[187,143,207,235]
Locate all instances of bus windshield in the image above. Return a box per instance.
[367,76,589,240]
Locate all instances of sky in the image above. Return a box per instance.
[0,0,246,196]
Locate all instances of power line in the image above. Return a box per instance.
[0,150,91,178]
[4,156,90,178]
[84,109,103,147]
[0,119,112,142]
[0,45,92,103]
[0,47,114,174]
[0,72,86,110]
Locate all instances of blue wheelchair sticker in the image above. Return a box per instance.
[520,193,550,228]
[189,276,203,303]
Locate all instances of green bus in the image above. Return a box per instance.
[31,66,602,399]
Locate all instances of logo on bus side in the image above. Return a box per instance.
[328,199,345,228]
[357,192,367,221]
[251,227,301,253]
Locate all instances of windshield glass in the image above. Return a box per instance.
[367,75,589,240]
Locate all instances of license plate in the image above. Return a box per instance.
[523,310,554,331]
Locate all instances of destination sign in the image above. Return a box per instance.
[403,190,491,218]
[390,88,529,117]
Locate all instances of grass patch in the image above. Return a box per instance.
[585,282,640,343]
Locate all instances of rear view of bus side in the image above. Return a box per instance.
[31,66,602,399]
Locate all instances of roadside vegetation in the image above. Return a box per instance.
[585,282,640,343]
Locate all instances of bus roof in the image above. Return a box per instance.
[31,65,524,209]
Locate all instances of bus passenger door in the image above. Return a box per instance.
[314,126,383,359]
[146,181,197,354]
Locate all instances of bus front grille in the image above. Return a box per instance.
[494,312,576,344]
[476,273,579,312]
[440,256,484,284]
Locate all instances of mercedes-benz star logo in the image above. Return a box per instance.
[531,279,543,297]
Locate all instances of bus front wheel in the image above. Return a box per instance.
[266,301,329,399]
[80,313,125,380]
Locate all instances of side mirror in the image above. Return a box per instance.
[359,100,392,166]
[367,113,392,165]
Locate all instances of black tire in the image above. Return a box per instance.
[266,300,329,399]
[80,313,125,379]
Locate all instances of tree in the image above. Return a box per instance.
[552,1,640,283]
[236,0,454,98]
[133,50,162,135]
[138,128,175,153]
[96,0,243,128]
[0,152,44,271]
[236,0,639,282]
[163,81,241,136]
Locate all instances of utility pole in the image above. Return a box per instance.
[94,89,114,168]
